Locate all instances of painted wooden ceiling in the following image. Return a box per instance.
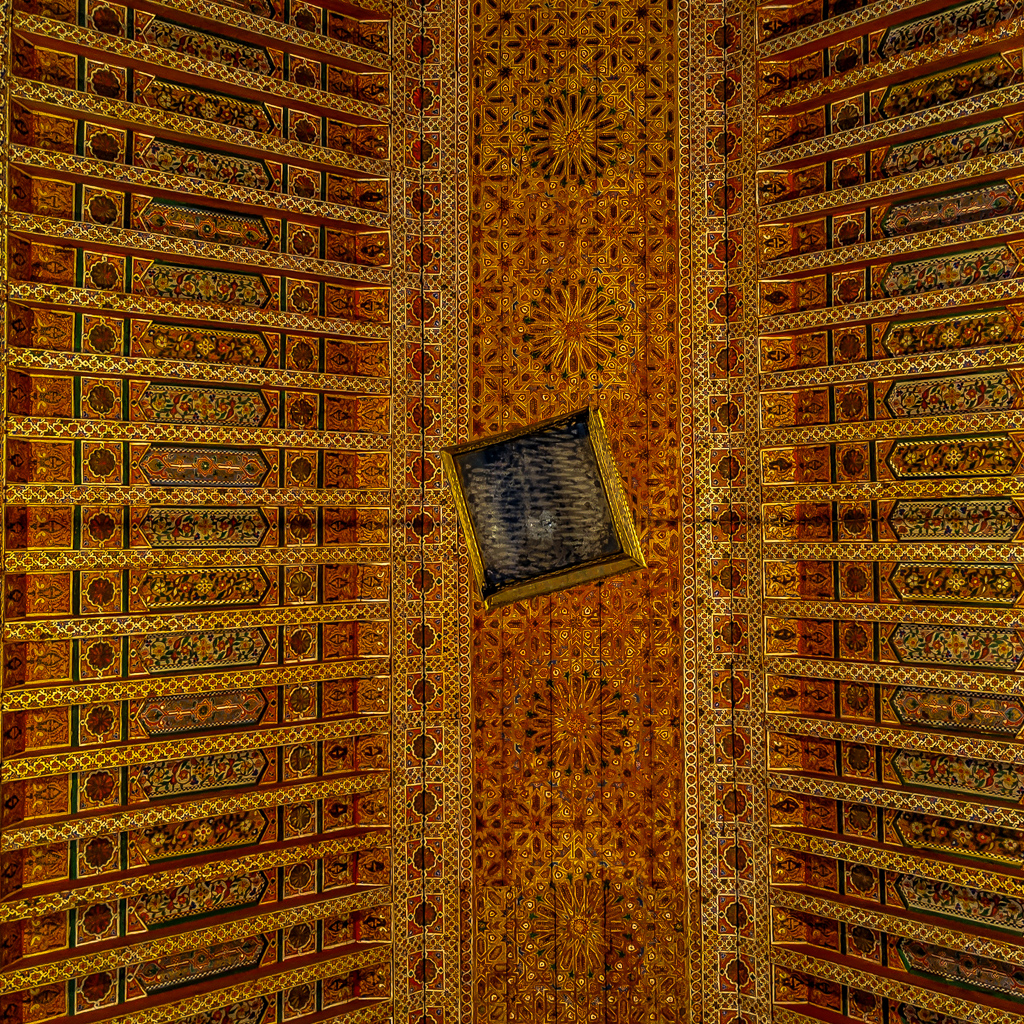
[3,0,1024,1022]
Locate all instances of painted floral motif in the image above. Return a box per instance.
[139,690,267,736]
[84,770,117,804]
[135,935,266,993]
[884,371,1019,418]
[138,507,271,547]
[881,181,1019,237]
[880,119,1023,178]
[135,324,270,366]
[328,69,389,105]
[892,750,1024,800]
[761,503,831,544]
[135,384,270,426]
[140,263,270,307]
[889,623,1024,670]
[140,446,270,487]
[329,124,388,160]
[136,567,271,609]
[763,560,833,599]
[764,617,835,657]
[330,177,388,211]
[325,284,389,321]
[888,562,1023,605]
[140,140,271,190]
[136,751,268,800]
[139,19,274,75]
[879,308,1021,357]
[134,810,267,862]
[85,705,116,737]
[174,998,268,1024]
[139,78,273,133]
[898,938,1024,1002]
[897,874,1024,932]
[80,902,115,938]
[881,245,1018,297]
[896,1005,972,1024]
[879,57,1018,119]
[324,229,390,266]
[80,970,115,1005]
[138,201,271,249]
[879,0,1022,58]
[886,434,1021,478]
[758,57,821,103]
[891,686,1024,735]
[134,628,268,674]
[895,811,1024,862]
[887,498,1024,541]
[133,872,268,928]
[328,12,389,51]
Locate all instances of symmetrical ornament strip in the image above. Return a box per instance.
[761,85,1024,169]
[10,145,390,228]
[0,838,389,920]
[1,772,386,850]
[2,656,386,710]
[759,0,945,57]
[771,946,1010,1024]
[5,546,389,572]
[8,283,389,339]
[13,12,390,122]
[771,770,1024,825]
[0,891,388,991]
[8,416,391,450]
[150,0,392,69]
[765,149,1024,220]
[771,827,1024,897]
[771,716,1024,763]
[772,887,1024,966]
[9,79,392,176]
[3,599,390,641]
[5,346,392,394]
[92,951,391,1024]
[2,716,384,780]
[10,213,393,284]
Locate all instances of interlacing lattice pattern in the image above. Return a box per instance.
[468,0,696,1020]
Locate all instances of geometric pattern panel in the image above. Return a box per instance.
[468,0,695,1020]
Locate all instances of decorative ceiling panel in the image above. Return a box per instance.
[754,0,1024,1021]
[467,0,696,1019]
[470,0,1024,1017]
[1,1,471,1024]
